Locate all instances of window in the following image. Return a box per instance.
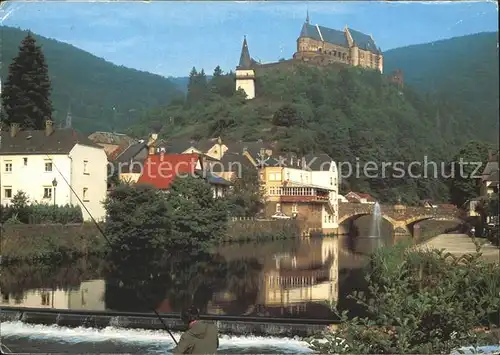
[43,187,52,199]
[45,161,53,172]
[83,187,89,202]
[276,203,281,213]
[275,173,282,181]
[4,187,12,199]
[83,160,89,175]
[41,292,50,306]
[23,157,28,166]
[292,203,298,213]
[4,162,12,172]
[330,177,333,185]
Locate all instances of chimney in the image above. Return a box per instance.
[10,123,20,137]
[148,132,158,155]
[45,120,54,136]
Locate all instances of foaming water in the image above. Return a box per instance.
[1,321,312,354]
[368,201,382,239]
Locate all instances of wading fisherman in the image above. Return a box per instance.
[172,306,219,354]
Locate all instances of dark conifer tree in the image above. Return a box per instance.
[1,32,53,130]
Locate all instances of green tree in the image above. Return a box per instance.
[308,243,500,354]
[166,175,228,250]
[103,183,172,260]
[1,33,53,129]
[272,104,297,127]
[10,190,30,223]
[448,141,490,207]
[227,165,264,217]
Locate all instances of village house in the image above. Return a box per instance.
[136,152,231,198]
[0,121,108,221]
[259,152,339,235]
[480,150,499,197]
[88,131,134,158]
[210,152,256,181]
[345,191,376,204]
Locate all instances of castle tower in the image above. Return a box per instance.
[344,27,359,67]
[235,36,256,100]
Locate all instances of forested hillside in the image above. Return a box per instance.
[384,32,499,143]
[129,63,490,204]
[0,26,182,133]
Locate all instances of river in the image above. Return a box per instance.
[0,217,396,353]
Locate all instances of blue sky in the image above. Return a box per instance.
[1,1,497,78]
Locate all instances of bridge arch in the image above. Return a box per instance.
[338,212,398,228]
[404,215,462,226]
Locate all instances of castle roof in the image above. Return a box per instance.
[299,23,380,54]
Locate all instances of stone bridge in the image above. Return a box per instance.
[338,202,462,237]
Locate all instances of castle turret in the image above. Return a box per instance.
[344,27,359,67]
[235,36,256,100]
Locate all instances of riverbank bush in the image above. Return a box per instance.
[224,218,301,242]
[1,223,106,264]
[0,191,83,224]
[308,242,500,353]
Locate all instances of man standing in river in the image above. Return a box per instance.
[172,306,219,354]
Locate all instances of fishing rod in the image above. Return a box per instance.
[44,154,179,345]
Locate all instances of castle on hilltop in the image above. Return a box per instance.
[235,13,384,100]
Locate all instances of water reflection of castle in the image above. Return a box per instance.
[209,237,338,317]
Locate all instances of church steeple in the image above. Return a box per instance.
[238,35,252,69]
[235,35,256,100]
[306,9,310,24]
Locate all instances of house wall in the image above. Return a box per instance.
[262,166,284,203]
[1,154,72,206]
[69,144,108,222]
[280,202,323,232]
[283,167,312,185]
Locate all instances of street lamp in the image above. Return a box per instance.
[52,178,57,207]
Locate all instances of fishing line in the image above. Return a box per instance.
[45,153,178,345]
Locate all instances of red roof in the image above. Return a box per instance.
[137,153,200,189]
[108,144,128,161]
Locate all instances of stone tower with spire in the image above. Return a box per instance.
[235,36,256,100]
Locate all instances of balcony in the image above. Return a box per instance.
[279,186,330,203]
